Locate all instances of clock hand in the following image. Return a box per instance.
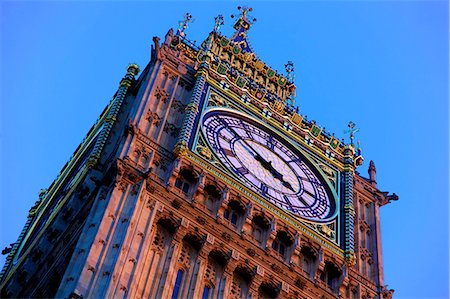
[218,117,259,157]
[217,117,296,192]
[254,155,295,192]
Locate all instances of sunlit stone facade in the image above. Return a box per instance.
[0,9,397,299]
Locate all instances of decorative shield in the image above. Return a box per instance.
[220,37,229,47]
[310,125,322,138]
[329,137,340,150]
[267,69,275,78]
[254,60,264,71]
[254,88,266,101]
[236,76,247,89]
[271,100,285,113]
[232,45,242,55]
[290,113,303,126]
[217,63,228,75]
[278,77,287,86]
[243,52,254,62]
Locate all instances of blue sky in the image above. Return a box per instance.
[1,1,448,298]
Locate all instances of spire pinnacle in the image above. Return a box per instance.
[177,13,194,37]
[230,6,256,53]
[344,121,360,145]
[231,6,256,31]
[213,15,224,33]
[284,61,296,106]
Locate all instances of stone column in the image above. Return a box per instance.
[343,145,356,267]
[89,64,140,168]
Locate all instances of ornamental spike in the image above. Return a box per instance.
[213,15,224,33]
[177,12,194,37]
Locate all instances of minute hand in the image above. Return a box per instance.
[254,154,295,192]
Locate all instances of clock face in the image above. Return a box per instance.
[201,109,336,222]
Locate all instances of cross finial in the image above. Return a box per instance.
[177,13,194,37]
[285,61,295,82]
[344,121,360,145]
[231,6,256,28]
[285,61,296,106]
[214,15,224,32]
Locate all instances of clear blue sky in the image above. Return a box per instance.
[1,1,448,298]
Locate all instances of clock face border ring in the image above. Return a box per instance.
[200,107,339,222]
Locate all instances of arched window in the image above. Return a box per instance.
[223,200,245,227]
[252,214,270,246]
[171,270,184,299]
[201,286,210,299]
[203,250,228,298]
[175,169,197,194]
[300,246,317,278]
[320,261,341,293]
[271,231,293,260]
[367,259,372,278]
[231,266,252,299]
[204,184,221,214]
[258,282,279,299]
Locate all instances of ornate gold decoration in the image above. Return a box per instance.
[87,155,99,169]
[318,224,334,238]
[290,113,303,127]
[271,100,285,113]
[185,102,199,113]
[209,93,226,107]
[345,251,357,267]
[197,145,213,161]
[174,141,188,157]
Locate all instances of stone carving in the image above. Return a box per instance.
[154,86,169,103]
[171,99,187,112]
[146,110,161,127]
[163,123,181,137]
[196,145,213,161]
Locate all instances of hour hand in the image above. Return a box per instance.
[281,180,295,192]
[255,155,295,192]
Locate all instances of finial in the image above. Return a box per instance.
[214,15,224,33]
[231,6,256,31]
[127,63,140,76]
[344,121,360,145]
[285,61,295,82]
[368,160,377,184]
[231,6,256,22]
[177,13,194,37]
[357,140,362,156]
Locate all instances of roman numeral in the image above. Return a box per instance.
[220,134,231,143]
[260,183,268,195]
[266,136,275,150]
[236,167,249,175]
[286,158,300,163]
[222,148,234,156]
[304,189,315,198]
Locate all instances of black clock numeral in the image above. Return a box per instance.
[283,195,293,206]
[298,195,310,207]
[222,148,234,156]
[304,189,316,198]
[286,157,300,164]
[219,134,231,143]
[266,135,275,150]
[236,167,249,175]
[260,183,268,195]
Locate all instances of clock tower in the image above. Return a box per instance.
[0,8,397,299]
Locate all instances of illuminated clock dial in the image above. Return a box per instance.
[201,109,336,222]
